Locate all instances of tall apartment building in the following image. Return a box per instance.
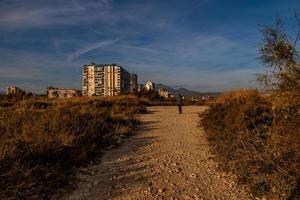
[82,64,104,96]
[104,65,131,96]
[130,73,138,93]
[82,63,132,96]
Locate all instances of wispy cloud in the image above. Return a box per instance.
[68,39,119,61]
[0,0,112,28]
[117,44,172,55]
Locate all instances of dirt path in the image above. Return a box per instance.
[64,106,253,200]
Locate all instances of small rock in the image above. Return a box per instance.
[175,168,182,172]
[158,188,166,193]
[93,180,99,185]
[190,173,196,178]
[147,187,157,194]
[193,194,200,200]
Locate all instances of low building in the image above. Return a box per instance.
[47,87,81,99]
[159,88,171,98]
[191,97,200,102]
[144,81,155,91]
[6,86,24,95]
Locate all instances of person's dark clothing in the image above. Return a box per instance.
[178,103,182,114]
[177,95,183,114]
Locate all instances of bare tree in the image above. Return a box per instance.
[259,13,300,101]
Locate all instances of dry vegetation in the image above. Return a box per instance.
[201,16,300,199]
[0,96,146,199]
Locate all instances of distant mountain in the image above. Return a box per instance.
[156,84,176,93]
[156,83,220,97]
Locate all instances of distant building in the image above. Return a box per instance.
[158,88,171,98]
[130,73,138,93]
[6,86,24,95]
[144,81,155,91]
[82,64,104,96]
[82,63,131,96]
[47,87,81,99]
[104,64,130,96]
[201,96,214,101]
[137,84,144,92]
[191,96,200,102]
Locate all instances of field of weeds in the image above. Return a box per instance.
[201,89,300,199]
[0,96,146,199]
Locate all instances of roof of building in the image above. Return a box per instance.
[47,87,81,91]
[83,63,121,67]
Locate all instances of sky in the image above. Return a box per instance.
[0,0,299,93]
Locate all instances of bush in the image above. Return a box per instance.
[0,96,145,199]
[201,89,300,199]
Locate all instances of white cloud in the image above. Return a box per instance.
[67,39,119,61]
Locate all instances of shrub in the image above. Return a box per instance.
[0,96,144,199]
[201,89,300,199]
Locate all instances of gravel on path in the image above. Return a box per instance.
[64,106,253,200]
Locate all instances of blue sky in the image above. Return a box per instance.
[0,0,299,93]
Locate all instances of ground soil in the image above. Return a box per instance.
[63,106,253,200]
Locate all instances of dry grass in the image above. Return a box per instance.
[0,96,146,199]
[200,89,300,199]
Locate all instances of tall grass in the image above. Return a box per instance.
[201,89,300,199]
[0,96,145,199]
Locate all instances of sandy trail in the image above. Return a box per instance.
[64,106,252,200]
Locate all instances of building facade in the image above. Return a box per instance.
[158,88,171,99]
[130,73,138,93]
[6,86,23,95]
[104,65,130,96]
[82,63,132,96]
[144,81,155,91]
[137,84,144,92]
[82,64,105,96]
[47,87,81,99]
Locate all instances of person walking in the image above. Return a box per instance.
[177,94,184,114]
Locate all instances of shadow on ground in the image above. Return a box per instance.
[92,120,160,198]
[62,117,161,199]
